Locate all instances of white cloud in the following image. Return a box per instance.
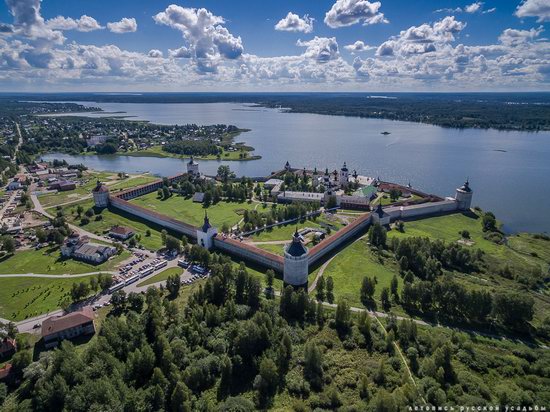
[168,46,191,58]
[5,0,64,45]
[376,16,466,57]
[344,40,375,53]
[148,49,163,58]
[46,15,103,32]
[498,26,544,46]
[324,0,388,28]
[107,17,137,34]
[297,37,339,63]
[464,2,483,13]
[275,12,314,33]
[515,0,550,22]
[153,5,243,73]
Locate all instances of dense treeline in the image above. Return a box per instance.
[163,140,221,157]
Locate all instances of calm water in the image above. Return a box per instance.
[42,102,550,233]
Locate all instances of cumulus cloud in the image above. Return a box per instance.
[153,5,243,73]
[107,17,137,33]
[46,15,103,32]
[515,0,550,22]
[5,0,64,44]
[324,0,388,28]
[148,49,163,58]
[376,16,466,57]
[498,26,544,46]
[169,46,191,58]
[297,37,339,63]
[275,12,314,33]
[344,40,375,53]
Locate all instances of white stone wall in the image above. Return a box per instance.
[284,255,309,286]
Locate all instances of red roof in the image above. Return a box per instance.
[109,225,134,236]
[41,308,95,338]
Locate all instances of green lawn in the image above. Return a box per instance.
[55,200,165,251]
[0,276,92,321]
[130,192,257,228]
[137,267,183,287]
[0,246,130,275]
[248,215,344,242]
[320,238,401,308]
[254,243,287,256]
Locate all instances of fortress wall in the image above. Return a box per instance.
[213,237,284,272]
[308,212,372,266]
[110,196,198,238]
[114,173,187,201]
[385,199,458,221]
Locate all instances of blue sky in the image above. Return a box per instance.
[0,0,548,91]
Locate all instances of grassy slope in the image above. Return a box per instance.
[320,238,401,309]
[0,246,130,275]
[0,275,92,321]
[129,192,256,228]
[248,216,344,242]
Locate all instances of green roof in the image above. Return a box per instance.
[353,185,377,198]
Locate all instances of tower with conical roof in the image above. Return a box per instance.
[283,228,309,287]
[187,156,199,176]
[196,211,217,249]
[92,180,110,208]
[455,179,473,210]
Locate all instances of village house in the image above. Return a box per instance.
[109,225,135,240]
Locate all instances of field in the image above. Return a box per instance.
[37,172,157,208]
[129,192,257,228]
[0,246,130,275]
[0,275,93,321]
[319,237,401,309]
[137,267,183,287]
[247,214,345,243]
[54,199,166,251]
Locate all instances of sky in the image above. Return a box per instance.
[0,0,549,92]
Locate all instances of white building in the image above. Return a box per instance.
[283,229,309,287]
[339,162,349,187]
[455,180,473,210]
[187,156,199,176]
[196,212,217,250]
[92,181,110,208]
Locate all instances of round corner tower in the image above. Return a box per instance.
[92,181,110,208]
[283,229,309,288]
[455,179,473,210]
[187,156,199,176]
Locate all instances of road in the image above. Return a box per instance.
[14,256,189,334]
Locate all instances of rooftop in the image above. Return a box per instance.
[41,308,95,338]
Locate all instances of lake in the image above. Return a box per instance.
[41,102,550,234]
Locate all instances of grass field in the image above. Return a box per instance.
[320,238,401,309]
[137,267,183,287]
[37,172,157,208]
[54,199,165,251]
[130,192,257,228]
[0,275,93,321]
[247,215,344,243]
[253,243,287,256]
[0,246,130,275]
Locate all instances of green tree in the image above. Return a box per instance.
[316,276,325,302]
[111,290,127,312]
[253,357,278,407]
[326,276,334,304]
[381,287,391,311]
[368,222,387,248]
[360,276,376,307]
[165,235,182,253]
[166,273,181,298]
[128,292,145,313]
[335,298,352,334]
[170,381,192,412]
[303,341,323,390]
